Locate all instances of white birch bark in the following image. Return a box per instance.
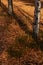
[33,0,41,38]
[8,0,13,14]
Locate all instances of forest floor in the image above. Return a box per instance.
[0,0,43,65]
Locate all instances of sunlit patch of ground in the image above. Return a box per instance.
[13,1,43,39]
[13,1,34,16]
[1,0,8,7]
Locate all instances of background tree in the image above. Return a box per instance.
[0,0,1,6]
[33,0,41,38]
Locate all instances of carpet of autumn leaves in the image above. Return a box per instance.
[0,0,43,65]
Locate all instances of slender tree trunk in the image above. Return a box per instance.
[8,0,13,14]
[0,0,1,6]
[33,0,41,38]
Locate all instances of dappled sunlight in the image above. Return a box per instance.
[13,1,35,16]
[0,0,43,65]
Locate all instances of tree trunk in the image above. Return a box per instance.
[8,0,13,14]
[33,0,41,38]
[0,0,1,6]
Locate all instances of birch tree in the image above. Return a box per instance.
[8,0,13,14]
[33,0,41,38]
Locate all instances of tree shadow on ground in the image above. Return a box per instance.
[1,2,43,51]
[13,11,43,51]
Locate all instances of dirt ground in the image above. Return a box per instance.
[0,0,43,65]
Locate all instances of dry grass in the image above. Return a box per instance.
[0,0,43,65]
